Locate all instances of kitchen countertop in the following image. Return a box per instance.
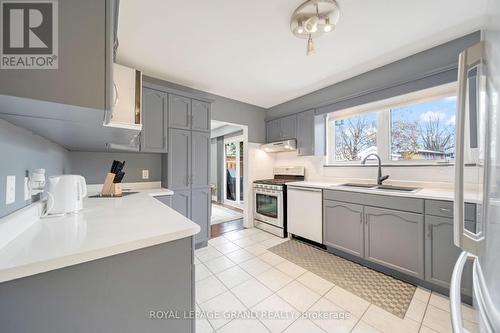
[0,187,199,283]
[286,181,482,203]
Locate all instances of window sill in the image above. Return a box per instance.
[324,162,455,167]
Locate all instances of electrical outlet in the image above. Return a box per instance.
[24,177,30,201]
[6,175,15,205]
[142,169,149,180]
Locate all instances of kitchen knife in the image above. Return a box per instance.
[113,171,125,183]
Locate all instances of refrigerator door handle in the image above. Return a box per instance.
[450,251,476,333]
[454,42,485,255]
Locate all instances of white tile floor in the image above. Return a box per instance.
[195,228,479,333]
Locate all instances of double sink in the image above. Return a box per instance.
[339,183,420,193]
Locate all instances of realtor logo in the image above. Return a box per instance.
[0,0,58,69]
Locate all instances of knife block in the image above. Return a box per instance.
[101,173,123,197]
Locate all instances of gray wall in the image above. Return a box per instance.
[0,119,71,218]
[143,76,267,143]
[68,152,162,184]
[267,31,481,119]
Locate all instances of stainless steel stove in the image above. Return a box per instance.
[253,167,305,237]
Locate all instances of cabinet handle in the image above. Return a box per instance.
[186,175,189,186]
[359,212,363,224]
[427,224,433,238]
[365,214,368,225]
[439,207,453,214]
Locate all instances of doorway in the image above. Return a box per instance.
[210,120,247,238]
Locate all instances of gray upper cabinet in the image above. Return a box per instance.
[191,131,211,189]
[364,207,424,279]
[191,187,211,244]
[168,94,191,130]
[0,0,113,111]
[425,215,473,296]
[324,200,364,257]
[141,88,167,153]
[266,114,297,143]
[297,110,315,156]
[266,119,281,143]
[191,100,211,132]
[168,129,191,191]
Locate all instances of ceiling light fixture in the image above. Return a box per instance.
[290,0,340,56]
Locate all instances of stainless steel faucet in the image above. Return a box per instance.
[361,153,389,185]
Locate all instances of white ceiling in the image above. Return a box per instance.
[117,0,488,108]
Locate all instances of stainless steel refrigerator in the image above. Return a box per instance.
[451,7,500,332]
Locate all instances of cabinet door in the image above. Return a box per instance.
[191,131,210,189]
[170,189,191,218]
[168,129,191,190]
[364,207,424,278]
[155,195,172,207]
[168,94,191,130]
[297,110,315,156]
[191,187,211,245]
[191,100,211,133]
[425,215,473,295]
[266,119,281,143]
[141,88,167,153]
[323,200,364,257]
[280,114,297,140]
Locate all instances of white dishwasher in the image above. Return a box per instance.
[287,185,323,243]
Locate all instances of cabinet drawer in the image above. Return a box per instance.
[425,200,476,221]
[324,190,423,214]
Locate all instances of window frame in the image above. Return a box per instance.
[326,83,458,166]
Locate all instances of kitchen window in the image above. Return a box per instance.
[327,83,458,165]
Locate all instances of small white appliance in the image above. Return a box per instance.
[46,175,87,215]
[253,167,305,237]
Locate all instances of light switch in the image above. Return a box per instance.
[6,175,15,205]
[142,170,149,180]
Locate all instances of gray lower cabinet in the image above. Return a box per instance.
[168,129,191,190]
[154,195,172,207]
[169,94,191,130]
[266,114,297,143]
[191,100,211,132]
[0,238,194,333]
[364,207,424,279]
[141,88,168,153]
[324,200,364,257]
[191,187,211,244]
[170,190,191,218]
[425,215,473,296]
[297,109,315,156]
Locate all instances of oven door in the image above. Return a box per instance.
[254,188,284,228]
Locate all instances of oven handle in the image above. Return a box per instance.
[287,185,322,192]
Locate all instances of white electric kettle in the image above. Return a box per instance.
[46,175,87,215]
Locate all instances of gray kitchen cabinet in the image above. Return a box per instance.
[191,187,211,244]
[192,100,211,132]
[364,207,424,279]
[266,119,281,143]
[168,94,191,130]
[425,215,473,296]
[266,114,297,143]
[170,190,191,218]
[297,109,315,156]
[324,200,364,257]
[280,114,297,140]
[191,131,211,189]
[168,129,191,191]
[154,195,172,207]
[140,88,167,153]
[0,0,114,111]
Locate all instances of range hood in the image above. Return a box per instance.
[261,139,297,153]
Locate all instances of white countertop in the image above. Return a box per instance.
[0,187,199,283]
[286,181,482,203]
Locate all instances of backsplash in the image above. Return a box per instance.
[0,119,163,218]
[0,119,70,218]
[273,151,479,189]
